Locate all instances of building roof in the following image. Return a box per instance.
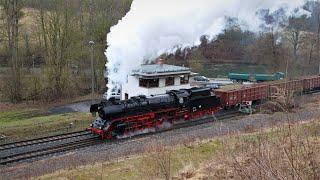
[131,64,191,77]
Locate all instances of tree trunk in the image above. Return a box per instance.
[3,0,22,103]
[292,31,299,61]
[317,12,320,74]
[309,42,315,65]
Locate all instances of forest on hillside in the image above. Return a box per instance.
[1,0,320,103]
[0,0,132,102]
[166,2,320,76]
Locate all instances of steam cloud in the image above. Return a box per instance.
[105,0,307,97]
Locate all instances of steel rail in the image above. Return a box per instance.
[0,111,240,166]
[0,130,91,151]
[0,136,102,165]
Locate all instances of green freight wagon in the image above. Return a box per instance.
[228,72,285,82]
[255,72,285,82]
[228,73,252,82]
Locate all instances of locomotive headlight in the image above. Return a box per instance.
[90,124,93,127]
[99,126,102,130]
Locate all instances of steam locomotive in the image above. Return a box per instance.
[89,74,320,139]
[89,88,221,139]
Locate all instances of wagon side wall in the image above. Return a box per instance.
[303,76,320,91]
[215,85,269,107]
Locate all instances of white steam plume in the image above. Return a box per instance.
[105,0,307,96]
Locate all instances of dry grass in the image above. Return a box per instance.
[196,119,320,180]
[0,108,93,143]
[138,142,173,180]
[37,117,320,180]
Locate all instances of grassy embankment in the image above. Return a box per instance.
[38,116,320,180]
[0,108,93,143]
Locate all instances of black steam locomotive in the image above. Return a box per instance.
[89,88,221,139]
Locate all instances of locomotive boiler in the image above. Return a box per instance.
[89,88,221,139]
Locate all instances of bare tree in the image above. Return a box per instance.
[312,0,320,73]
[286,15,308,61]
[1,0,23,102]
[37,0,78,98]
[305,0,320,73]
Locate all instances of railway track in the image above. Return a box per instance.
[0,130,102,166]
[304,89,320,95]
[0,130,91,151]
[1,88,319,166]
[0,136,102,165]
[0,110,241,166]
[1,86,319,167]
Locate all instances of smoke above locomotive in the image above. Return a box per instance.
[105,0,307,98]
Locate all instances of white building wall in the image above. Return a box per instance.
[122,75,191,100]
[174,76,180,86]
[159,78,165,88]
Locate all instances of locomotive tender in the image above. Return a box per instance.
[89,88,221,139]
[89,75,320,139]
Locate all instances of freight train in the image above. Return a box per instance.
[89,75,320,139]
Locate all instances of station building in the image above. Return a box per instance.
[121,61,191,100]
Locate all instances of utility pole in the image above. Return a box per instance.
[89,40,95,103]
[32,54,35,70]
